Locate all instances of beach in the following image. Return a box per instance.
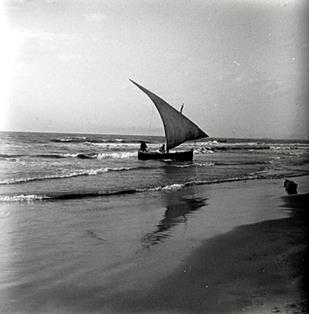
[97,175,309,314]
[0,132,308,313]
[1,174,308,313]
[3,0,309,312]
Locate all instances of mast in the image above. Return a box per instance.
[130,79,208,151]
[180,103,184,113]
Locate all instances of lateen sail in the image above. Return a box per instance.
[130,79,208,151]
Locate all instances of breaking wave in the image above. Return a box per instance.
[0,194,50,202]
[171,162,215,168]
[0,173,293,202]
[0,166,146,185]
[0,160,217,186]
[96,152,137,159]
[51,137,140,144]
[0,152,137,160]
[195,144,271,153]
[0,190,137,202]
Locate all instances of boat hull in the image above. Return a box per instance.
[138,149,193,161]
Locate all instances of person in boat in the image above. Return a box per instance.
[140,141,148,152]
[159,144,166,153]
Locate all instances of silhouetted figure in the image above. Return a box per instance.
[284,179,298,194]
[159,144,165,153]
[140,141,148,152]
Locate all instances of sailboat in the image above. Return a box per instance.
[130,79,208,161]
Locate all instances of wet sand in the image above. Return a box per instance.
[1,176,308,314]
[108,179,308,314]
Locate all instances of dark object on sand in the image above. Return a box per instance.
[284,179,298,194]
[130,79,208,161]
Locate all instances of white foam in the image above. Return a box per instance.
[54,136,87,142]
[0,194,50,202]
[138,183,185,192]
[194,148,214,154]
[61,153,79,158]
[0,167,136,185]
[172,162,214,168]
[97,152,137,159]
[161,183,185,190]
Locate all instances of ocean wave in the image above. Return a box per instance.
[138,183,186,192]
[194,147,214,154]
[196,144,271,153]
[0,166,142,185]
[0,194,50,202]
[137,172,302,192]
[0,152,137,160]
[51,137,141,144]
[0,153,78,160]
[0,154,23,159]
[37,152,137,159]
[51,136,88,143]
[96,152,137,159]
[214,160,270,166]
[0,173,301,202]
[0,190,137,202]
[270,144,309,150]
[171,162,215,168]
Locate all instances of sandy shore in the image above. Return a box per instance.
[106,177,308,314]
[1,176,308,314]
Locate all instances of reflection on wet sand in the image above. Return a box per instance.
[143,192,207,247]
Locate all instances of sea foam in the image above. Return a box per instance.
[0,171,299,202]
[0,166,138,185]
[0,194,50,202]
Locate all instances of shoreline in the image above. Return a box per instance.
[105,177,309,314]
[1,176,308,314]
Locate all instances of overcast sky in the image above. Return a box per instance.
[1,0,308,139]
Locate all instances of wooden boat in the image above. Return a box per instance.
[130,79,208,161]
[138,149,193,161]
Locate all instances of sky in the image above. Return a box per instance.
[0,0,308,139]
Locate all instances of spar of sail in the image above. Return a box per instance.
[130,79,208,151]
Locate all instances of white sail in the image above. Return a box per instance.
[130,79,208,151]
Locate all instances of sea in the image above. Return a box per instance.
[0,131,308,313]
